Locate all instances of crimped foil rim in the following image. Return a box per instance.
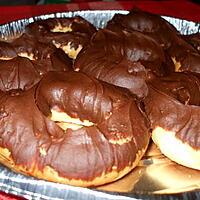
[0,10,200,40]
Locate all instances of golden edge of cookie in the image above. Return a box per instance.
[152,126,200,170]
[50,109,94,127]
[18,52,35,60]
[172,57,181,72]
[53,41,82,59]
[51,24,72,33]
[0,57,14,60]
[0,145,147,187]
[154,186,200,194]
[0,53,35,60]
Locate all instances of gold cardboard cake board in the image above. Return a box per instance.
[97,142,200,194]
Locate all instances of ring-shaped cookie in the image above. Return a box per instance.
[144,72,200,170]
[74,29,165,99]
[0,71,150,186]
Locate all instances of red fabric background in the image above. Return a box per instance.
[0,1,200,24]
[0,1,199,199]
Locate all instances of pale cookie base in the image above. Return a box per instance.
[0,56,13,60]
[172,57,181,72]
[0,145,147,187]
[50,109,94,128]
[0,52,35,60]
[18,52,35,60]
[53,41,82,59]
[51,24,72,33]
[152,126,200,170]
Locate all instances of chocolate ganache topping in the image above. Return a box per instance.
[74,29,165,99]
[0,71,150,186]
[144,72,200,149]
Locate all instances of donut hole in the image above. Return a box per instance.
[50,108,94,131]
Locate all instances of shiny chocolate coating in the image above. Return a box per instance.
[25,16,96,51]
[144,72,200,149]
[106,8,200,74]
[0,57,40,91]
[106,8,178,50]
[0,34,55,60]
[182,33,200,53]
[147,72,200,106]
[0,40,17,58]
[74,29,165,99]
[0,71,150,182]
[167,35,200,73]
[0,49,72,91]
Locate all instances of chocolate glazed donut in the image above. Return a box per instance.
[0,32,73,91]
[25,17,96,59]
[106,8,200,74]
[106,8,178,50]
[0,71,150,186]
[0,49,72,91]
[74,29,165,99]
[144,72,200,170]
[0,34,55,60]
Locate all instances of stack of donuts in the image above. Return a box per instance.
[0,8,199,188]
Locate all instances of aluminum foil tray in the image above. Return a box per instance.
[0,10,200,200]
